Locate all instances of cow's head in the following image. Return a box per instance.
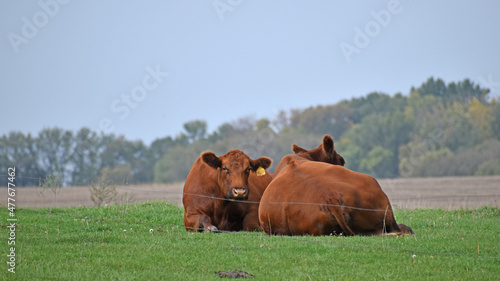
[291,135,345,166]
[202,149,272,200]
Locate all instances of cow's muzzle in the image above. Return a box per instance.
[228,187,249,200]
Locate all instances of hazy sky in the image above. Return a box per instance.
[2,1,499,144]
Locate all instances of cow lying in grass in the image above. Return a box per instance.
[259,135,413,236]
[183,149,272,232]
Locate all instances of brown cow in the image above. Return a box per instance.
[259,136,413,236]
[259,135,353,236]
[183,149,272,232]
[273,135,345,177]
[291,135,345,166]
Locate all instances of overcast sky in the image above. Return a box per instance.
[1,1,499,145]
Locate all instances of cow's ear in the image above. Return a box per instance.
[202,152,222,169]
[292,144,308,154]
[338,155,346,166]
[250,156,272,171]
[322,135,334,156]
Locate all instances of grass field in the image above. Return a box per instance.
[1,202,499,280]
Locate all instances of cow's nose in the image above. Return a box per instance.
[231,187,248,199]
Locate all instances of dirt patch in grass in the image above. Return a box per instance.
[215,270,255,278]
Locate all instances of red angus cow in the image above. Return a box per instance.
[259,135,413,236]
[273,135,345,176]
[292,135,345,165]
[259,135,353,236]
[183,149,272,232]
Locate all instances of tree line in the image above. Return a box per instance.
[2,77,499,186]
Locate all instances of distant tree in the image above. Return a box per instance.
[337,136,363,171]
[154,145,197,183]
[398,136,453,177]
[98,135,151,183]
[0,132,43,186]
[360,146,394,178]
[414,77,489,105]
[231,116,256,133]
[216,122,237,138]
[272,110,290,132]
[452,140,500,176]
[256,118,271,131]
[451,79,490,104]
[476,159,500,176]
[149,136,178,162]
[492,98,500,140]
[106,164,133,185]
[36,128,74,185]
[405,91,442,134]
[414,77,447,99]
[173,133,190,146]
[183,120,207,142]
[340,110,411,177]
[236,127,277,160]
[441,102,477,151]
[289,103,353,138]
[466,98,494,140]
[400,137,500,178]
[99,135,132,169]
[70,128,102,185]
[128,140,152,183]
[342,92,405,124]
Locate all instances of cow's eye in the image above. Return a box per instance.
[246,167,252,173]
[222,167,229,173]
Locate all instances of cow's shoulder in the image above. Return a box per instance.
[184,156,218,193]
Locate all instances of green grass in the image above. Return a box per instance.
[1,202,499,280]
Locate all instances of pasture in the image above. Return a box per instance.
[2,176,499,280]
[1,203,499,280]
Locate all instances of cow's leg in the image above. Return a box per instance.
[375,207,415,236]
[326,204,355,236]
[242,205,261,231]
[198,214,219,232]
[184,212,218,232]
[381,208,402,235]
[397,224,414,235]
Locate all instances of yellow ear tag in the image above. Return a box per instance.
[256,166,266,176]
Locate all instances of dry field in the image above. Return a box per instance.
[6,175,500,210]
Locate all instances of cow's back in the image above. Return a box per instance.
[307,164,398,235]
[260,161,355,235]
[259,161,400,236]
